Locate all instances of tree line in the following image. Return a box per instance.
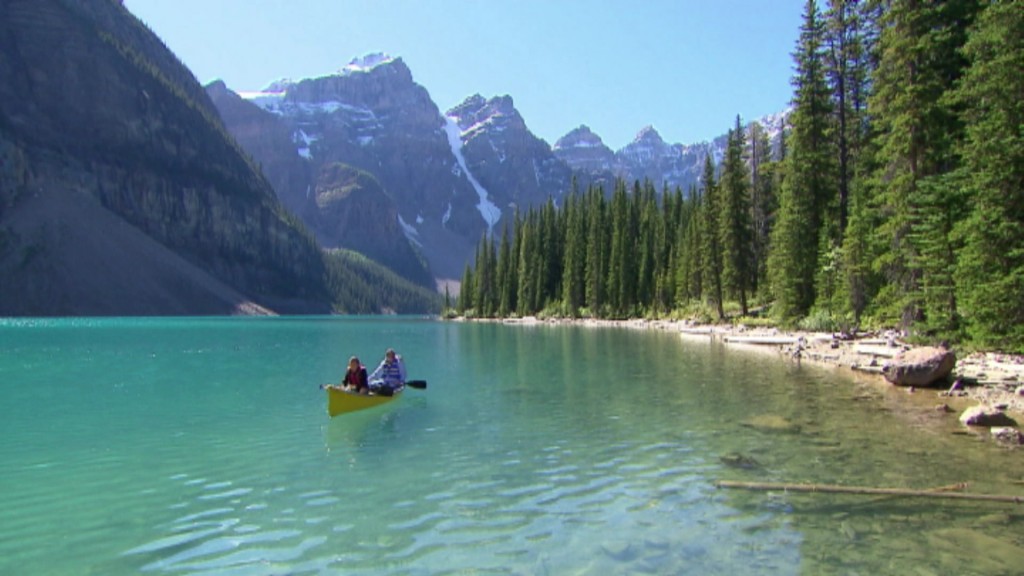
[455,0,1023,353]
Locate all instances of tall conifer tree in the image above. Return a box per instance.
[495,222,514,316]
[953,0,1024,350]
[769,0,836,321]
[868,0,978,330]
[699,155,724,320]
[561,191,586,316]
[584,185,607,316]
[719,117,754,315]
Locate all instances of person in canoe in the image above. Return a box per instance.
[325,356,369,394]
[368,348,406,396]
[343,356,370,394]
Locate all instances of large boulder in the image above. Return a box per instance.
[883,346,956,387]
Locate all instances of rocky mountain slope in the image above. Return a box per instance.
[214,55,575,281]
[0,0,337,315]
[205,81,434,288]
[215,54,787,286]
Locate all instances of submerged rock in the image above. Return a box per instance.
[991,427,1024,445]
[741,414,802,434]
[600,540,637,561]
[719,453,762,469]
[959,405,1018,427]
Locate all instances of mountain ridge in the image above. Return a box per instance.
[1,1,439,316]
[212,52,788,285]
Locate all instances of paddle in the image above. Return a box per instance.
[370,380,427,394]
[320,380,427,391]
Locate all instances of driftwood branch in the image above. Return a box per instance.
[715,480,1023,504]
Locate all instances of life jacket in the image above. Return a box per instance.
[379,360,402,384]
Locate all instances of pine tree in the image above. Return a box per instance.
[834,1,883,324]
[458,262,474,315]
[496,222,514,316]
[869,0,979,331]
[824,0,873,235]
[954,0,1024,350]
[719,117,754,315]
[473,235,496,317]
[584,185,607,316]
[561,190,586,317]
[606,181,629,316]
[769,0,836,321]
[681,188,704,305]
[539,197,562,307]
[636,180,659,312]
[653,185,677,313]
[699,154,724,320]
[516,213,537,316]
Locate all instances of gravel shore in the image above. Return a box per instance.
[489,316,1024,419]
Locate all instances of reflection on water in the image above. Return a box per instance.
[0,317,1021,574]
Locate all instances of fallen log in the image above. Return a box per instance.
[853,344,901,358]
[723,336,799,345]
[927,482,969,492]
[715,480,1023,504]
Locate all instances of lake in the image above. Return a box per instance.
[1,317,1022,575]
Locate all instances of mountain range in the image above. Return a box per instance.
[0,0,785,316]
[0,0,435,315]
[210,53,787,283]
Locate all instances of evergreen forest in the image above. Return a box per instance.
[455,0,1024,352]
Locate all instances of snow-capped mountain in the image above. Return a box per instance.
[553,125,616,172]
[209,52,788,285]
[445,94,573,234]
[214,54,490,281]
[212,56,575,280]
[556,113,789,194]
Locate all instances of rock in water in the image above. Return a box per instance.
[719,453,762,469]
[883,347,956,387]
[960,405,1018,427]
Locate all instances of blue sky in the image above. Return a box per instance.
[127,1,804,150]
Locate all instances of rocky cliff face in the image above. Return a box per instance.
[218,55,488,280]
[445,94,573,234]
[553,126,617,173]
[205,81,433,287]
[0,0,333,315]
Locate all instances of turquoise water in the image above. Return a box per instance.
[1,317,1022,575]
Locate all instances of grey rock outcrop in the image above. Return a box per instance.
[446,94,573,225]
[883,346,957,387]
[0,0,333,315]
[211,55,489,280]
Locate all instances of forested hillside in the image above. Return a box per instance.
[457,0,1024,353]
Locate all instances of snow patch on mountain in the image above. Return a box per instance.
[294,129,316,159]
[398,214,421,247]
[237,90,373,120]
[340,53,394,76]
[443,117,501,235]
[236,89,286,112]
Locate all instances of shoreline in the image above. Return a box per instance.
[458,315,1024,429]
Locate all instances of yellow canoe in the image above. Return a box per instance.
[326,386,401,417]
